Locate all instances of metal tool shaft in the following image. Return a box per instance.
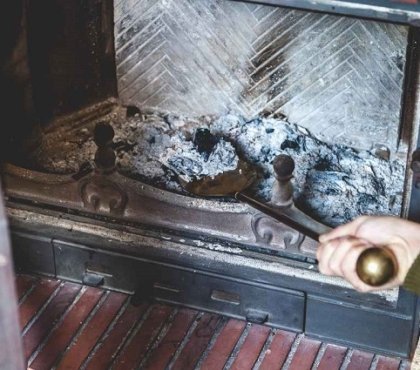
[235,192,327,240]
[235,191,398,287]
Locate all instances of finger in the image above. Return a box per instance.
[355,218,415,247]
[327,237,361,276]
[319,216,369,243]
[317,239,341,275]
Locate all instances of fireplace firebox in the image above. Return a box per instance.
[2,0,420,359]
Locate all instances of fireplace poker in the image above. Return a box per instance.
[181,156,398,288]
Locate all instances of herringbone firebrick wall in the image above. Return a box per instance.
[114,0,408,151]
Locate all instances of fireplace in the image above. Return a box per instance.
[2,0,420,359]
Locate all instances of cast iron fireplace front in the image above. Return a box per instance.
[2,0,420,359]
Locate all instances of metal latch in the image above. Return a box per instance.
[82,272,105,287]
[246,309,269,325]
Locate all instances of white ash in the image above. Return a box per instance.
[112,114,240,191]
[159,137,238,182]
[209,114,404,227]
[32,113,405,227]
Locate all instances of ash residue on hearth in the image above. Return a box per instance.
[32,113,405,227]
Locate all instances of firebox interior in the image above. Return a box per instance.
[1,0,420,359]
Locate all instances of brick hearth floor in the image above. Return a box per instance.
[17,274,411,370]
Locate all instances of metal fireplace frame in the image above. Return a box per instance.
[3,0,420,359]
[235,0,420,25]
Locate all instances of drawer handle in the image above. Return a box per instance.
[153,283,181,294]
[246,309,269,324]
[211,290,240,305]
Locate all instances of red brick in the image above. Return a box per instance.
[347,350,374,370]
[29,287,103,370]
[376,355,401,370]
[317,344,347,370]
[19,279,60,330]
[143,308,197,370]
[23,283,81,360]
[15,275,37,301]
[55,292,127,370]
[259,330,296,370]
[172,313,221,370]
[288,337,322,370]
[201,319,246,370]
[112,304,173,370]
[85,303,148,370]
[231,324,271,370]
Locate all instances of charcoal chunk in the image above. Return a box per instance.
[281,139,299,151]
[193,128,219,158]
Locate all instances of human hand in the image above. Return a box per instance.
[317,216,420,292]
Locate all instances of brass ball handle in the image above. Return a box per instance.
[356,247,398,287]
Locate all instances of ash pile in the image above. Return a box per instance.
[33,113,405,227]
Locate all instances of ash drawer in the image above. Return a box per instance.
[305,295,415,358]
[12,232,55,276]
[53,240,305,332]
[151,268,304,332]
